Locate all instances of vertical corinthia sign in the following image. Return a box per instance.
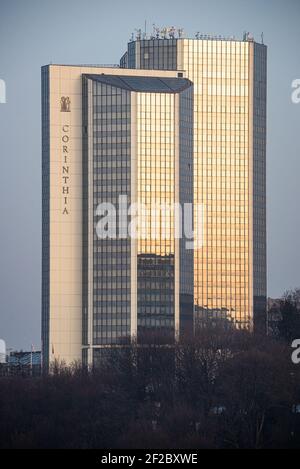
[60,97,71,215]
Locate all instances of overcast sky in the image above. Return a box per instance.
[0,0,299,350]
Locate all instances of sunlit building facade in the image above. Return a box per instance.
[121,35,267,331]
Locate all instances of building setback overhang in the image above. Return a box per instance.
[84,74,192,93]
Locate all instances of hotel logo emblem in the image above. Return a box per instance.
[60,96,71,112]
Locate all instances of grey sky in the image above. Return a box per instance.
[0,0,299,350]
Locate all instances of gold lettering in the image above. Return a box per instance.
[62,125,70,215]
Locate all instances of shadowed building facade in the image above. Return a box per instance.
[120,36,267,331]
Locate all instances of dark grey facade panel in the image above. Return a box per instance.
[179,86,194,336]
[41,65,50,370]
[139,39,178,70]
[82,76,132,348]
[253,43,267,332]
[119,51,128,68]
[127,42,136,68]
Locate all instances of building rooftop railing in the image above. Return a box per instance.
[129,27,264,44]
[48,63,120,68]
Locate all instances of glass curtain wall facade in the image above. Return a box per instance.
[82,75,193,364]
[137,92,176,340]
[121,37,267,330]
[136,87,193,340]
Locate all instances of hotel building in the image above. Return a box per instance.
[42,31,267,369]
[42,65,193,368]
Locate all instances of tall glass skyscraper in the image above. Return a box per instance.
[42,31,267,369]
[120,34,267,331]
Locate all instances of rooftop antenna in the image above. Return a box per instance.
[135,28,142,41]
[169,26,176,39]
[161,27,167,39]
[153,24,160,39]
[151,23,156,39]
[178,28,184,38]
[261,32,264,44]
[144,19,147,39]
